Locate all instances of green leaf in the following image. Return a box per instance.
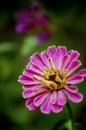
[0,42,17,53]
[64,119,72,130]
[20,35,37,56]
[0,57,12,80]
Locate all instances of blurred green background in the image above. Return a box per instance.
[0,0,86,130]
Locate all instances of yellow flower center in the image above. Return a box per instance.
[33,58,67,91]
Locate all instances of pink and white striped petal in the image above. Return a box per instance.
[51,104,63,113]
[67,60,81,76]
[26,98,37,110]
[72,69,86,77]
[64,90,83,103]
[40,95,51,114]
[23,68,42,79]
[41,51,51,70]
[22,88,46,98]
[65,50,80,69]
[34,92,49,106]
[64,85,78,93]
[18,75,41,85]
[68,50,80,62]
[67,75,84,84]
[57,90,66,106]
[47,45,57,67]
[50,91,58,104]
[61,54,69,71]
[26,64,43,75]
[23,84,44,90]
[18,75,33,84]
[30,53,46,71]
[56,46,67,70]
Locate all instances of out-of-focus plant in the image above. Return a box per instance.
[15,1,54,44]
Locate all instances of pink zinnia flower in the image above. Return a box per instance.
[18,45,86,114]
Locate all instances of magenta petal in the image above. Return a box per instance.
[18,75,40,85]
[50,91,58,104]
[64,90,83,103]
[47,45,57,66]
[23,84,43,90]
[67,74,83,84]
[67,60,81,76]
[41,51,51,70]
[61,54,69,71]
[66,50,80,69]
[52,104,63,113]
[22,88,45,98]
[73,69,86,77]
[22,90,35,98]
[67,75,83,84]
[57,90,66,106]
[18,75,33,84]
[27,64,43,75]
[56,46,67,70]
[40,95,51,114]
[30,53,45,71]
[64,85,78,93]
[23,68,42,78]
[68,50,80,61]
[26,98,37,110]
[34,92,49,106]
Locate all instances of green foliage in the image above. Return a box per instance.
[20,35,37,56]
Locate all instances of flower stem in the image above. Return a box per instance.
[66,101,76,130]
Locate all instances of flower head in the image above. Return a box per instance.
[18,45,86,114]
[15,2,53,43]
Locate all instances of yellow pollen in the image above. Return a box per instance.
[33,59,67,91]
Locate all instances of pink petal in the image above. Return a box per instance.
[57,90,66,106]
[61,54,69,71]
[18,75,33,84]
[64,90,83,103]
[51,104,63,113]
[64,85,78,93]
[47,45,57,67]
[30,53,45,71]
[41,51,51,70]
[23,68,42,79]
[40,95,51,114]
[34,92,49,106]
[22,90,35,98]
[67,60,81,76]
[65,50,80,69]
[56,46,67,70]
[73,69,86,77]
[68,50,80,61]
[23,84,43,90]
[67,75,84,84]
[26,98,37,110]
[18,75,40,85]
[22,88,46,98]
[26,64,43,75]
[50,91,58,104]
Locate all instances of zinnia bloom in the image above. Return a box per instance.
[15,2,53,43]
[18,45,86,114]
